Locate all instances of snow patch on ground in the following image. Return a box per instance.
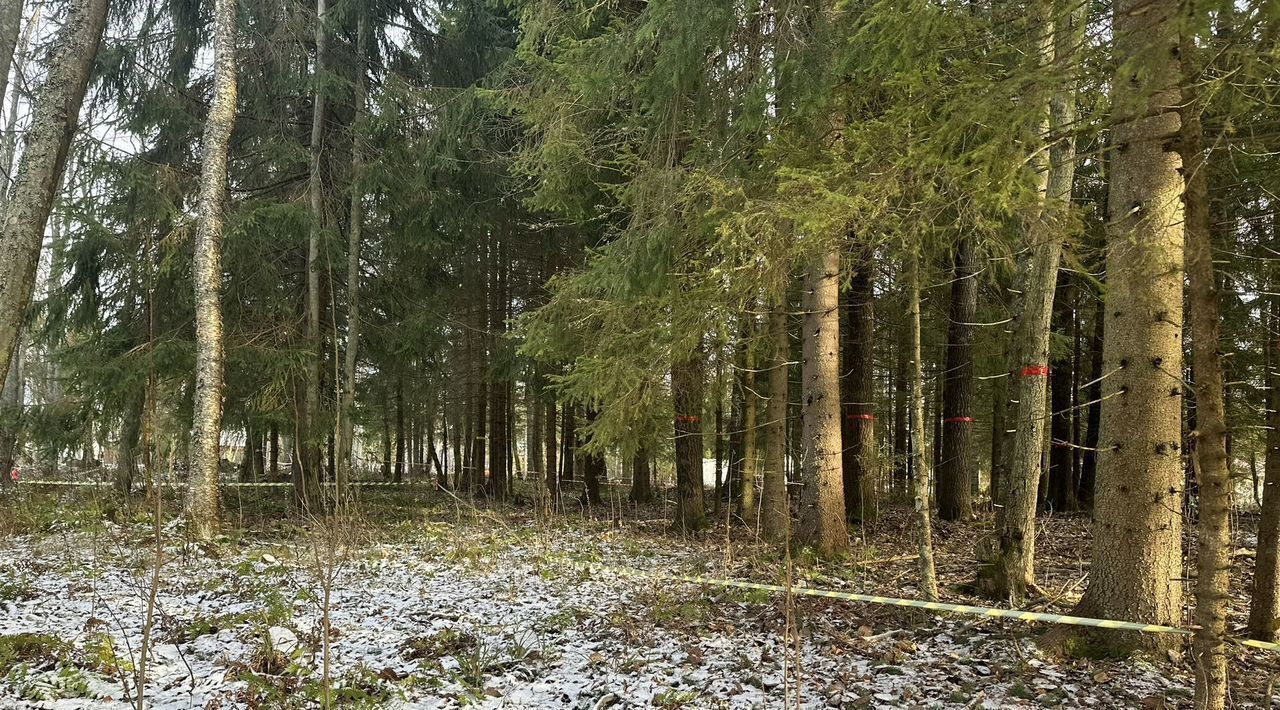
[0,521,1218,708]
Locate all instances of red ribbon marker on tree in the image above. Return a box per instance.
[943,417,975,423]
[1020,365,1050,377]
[845,413,875,421]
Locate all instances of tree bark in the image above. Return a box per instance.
[1047,279,1078,512]
[796,248,848,556]
[1074,0,1185,654]
[545,391,558,500]
[740,322,759,518]
[187,0,238,541]
[581,408,604,506]
[1253,296,1280,642]
[760,297,790,543]
[673,350,707,532]
[630,446,652,505]
[906,250,939,600]
[0,0,108,398]
[894,323,910,490]
[938,238,978,520]
[1181,48,1229,708]
[297,0,328,512]
[979,0,1081,601]
[842,252,879,523]
[0,0,21,111]
[335,16,367,501]
[1079,293,1104,507]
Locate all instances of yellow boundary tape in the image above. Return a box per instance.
[573,561,1280,653]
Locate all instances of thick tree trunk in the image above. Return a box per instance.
[0,0,108,402]
[842,253,879,523]
[673,350,707,532]
[796,248,848,556]
[187,0,238,541]
[760,298,790,543]
[938,238,978,520]
[1253,297,1280,642]
[906,251,939,600]
[1181,59,1229,709]
[1074,0,1185,654]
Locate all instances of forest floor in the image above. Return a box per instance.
[0,484,1275,709]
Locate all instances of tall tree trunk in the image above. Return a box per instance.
[0,0,108,401]
[581,408,604,506]
[188,0,238,541]
[630,447,652,505]
[842,252,879,523]
[1253,297,1280,642]
[528,370,542,484]
[714,355,724,514]
[989,357,1008,506]
[740,327,759,518]
[394,375,405,483]
[545,392,558,500]
[796,248,848,556]
[298,0,328,512]
[1181,51,1229,708]
[894,325,910,490]
[335,16,367,500]
[1074,0,1185,653]
[906,250,939,600]
[0,0,22,110]
[560,402,574,485]
[938,238,978,520]
[673,350,707,532]
[980,0,1081,601]
[1079,293,1104,507]
[114,387,145,495]
[760,297,790,543]
[269,424,279,478]
[238,423,256,483]
[0,339,18,482]
[1047,279,1078,511]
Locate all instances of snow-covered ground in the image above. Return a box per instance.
[0,513,1262,708]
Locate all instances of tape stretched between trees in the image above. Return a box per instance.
[571,561,1280,653]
